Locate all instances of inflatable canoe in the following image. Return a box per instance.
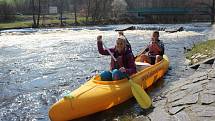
[49,55,169,121]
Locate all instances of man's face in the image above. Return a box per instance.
[152,33,159,42]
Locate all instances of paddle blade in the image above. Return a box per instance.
[129,80,152,109]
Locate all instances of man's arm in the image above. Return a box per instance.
[157,41,164,55]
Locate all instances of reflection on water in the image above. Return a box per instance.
[0,23,214,121]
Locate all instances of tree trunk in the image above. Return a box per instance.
[32,0,37,27]
[74,0,78,25]
[92,0,98,23]
[36,0,41,27]
[60,0,64,26]
[212,0,215,24]
[86,0,91,23]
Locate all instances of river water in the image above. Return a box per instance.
[0,23,214,121]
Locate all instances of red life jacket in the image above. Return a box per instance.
[148,42,163,56]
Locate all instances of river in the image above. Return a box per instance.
[0,23,214,121]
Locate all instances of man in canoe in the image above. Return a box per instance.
[140,31,164,65]
[97,35,136,81]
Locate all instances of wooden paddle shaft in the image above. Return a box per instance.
[102,42,117,62]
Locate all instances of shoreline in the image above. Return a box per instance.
[133,39,215,121]
[0,20,212,31]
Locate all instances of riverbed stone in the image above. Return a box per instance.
[196,64,212,72]
[197,117,215,121]
[212,61,215,68]
[191,75,207,83]
[203,89,215,95]
[193,58,198,63]
[135,56,215,121]
[173,111,191,121]
[153,98,167,107]
[170,93,198,107]
[205,81,215,90]
[132,115,150,121]
[200,92,215,104]
[190,105,215,117]
[169,78,190,90]
[181,79,209,90]
[168,106,185,115]
[148,107,171,121]
[189,71,207,79]
[208,69,215,78]
[167,90,187,103]
[187,85,203,94]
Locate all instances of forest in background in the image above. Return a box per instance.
[0,0,214,28]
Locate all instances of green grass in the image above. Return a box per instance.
[185,39,215,63]
[0,15,92,29]
[0,21,32,29]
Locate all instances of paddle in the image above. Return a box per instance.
[102,41,152,109]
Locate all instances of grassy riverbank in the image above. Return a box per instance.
[0,14,137,30]
[186,39,215,64]
[0,19,87,30]
[0,14,89,30]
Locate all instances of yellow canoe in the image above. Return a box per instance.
[49,55,169,121]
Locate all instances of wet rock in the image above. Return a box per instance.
[200,92,215,104]
[170,78,190,89]
[206,89,215,95]
[191,71,207,78]
[148,107,171,121]
[187,85,203,94]
[167,90,187,103]
[191,75,207,83]
[208,69,215,78]
[205,81,215,90]
[191,53,201,59]
[200,55,208,59]
[153,98,167,107]
[168,106,185,115]
[170,93,198,107]
[185,59,191,65]
[213,61,215,68]
[181,79,209,90]
[193,58,198,64]
[196,64,212,72]
[190,105,215,117]
[190,56,215,69]
[198,117,215,121]
[203,56,215,64]
[132,115,150,121]
[173,111,191,121]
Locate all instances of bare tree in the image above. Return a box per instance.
[0,0,21,22]
[31,0,42,28]
[195,0,215,24]
[212,0,215,24]
[36,0,41,27]
[111,0,128,18]
[73,0,78,25]
[91,0,99,23]
[85,0,91,23]
[69,0,78,25]
[58,0,64,26]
